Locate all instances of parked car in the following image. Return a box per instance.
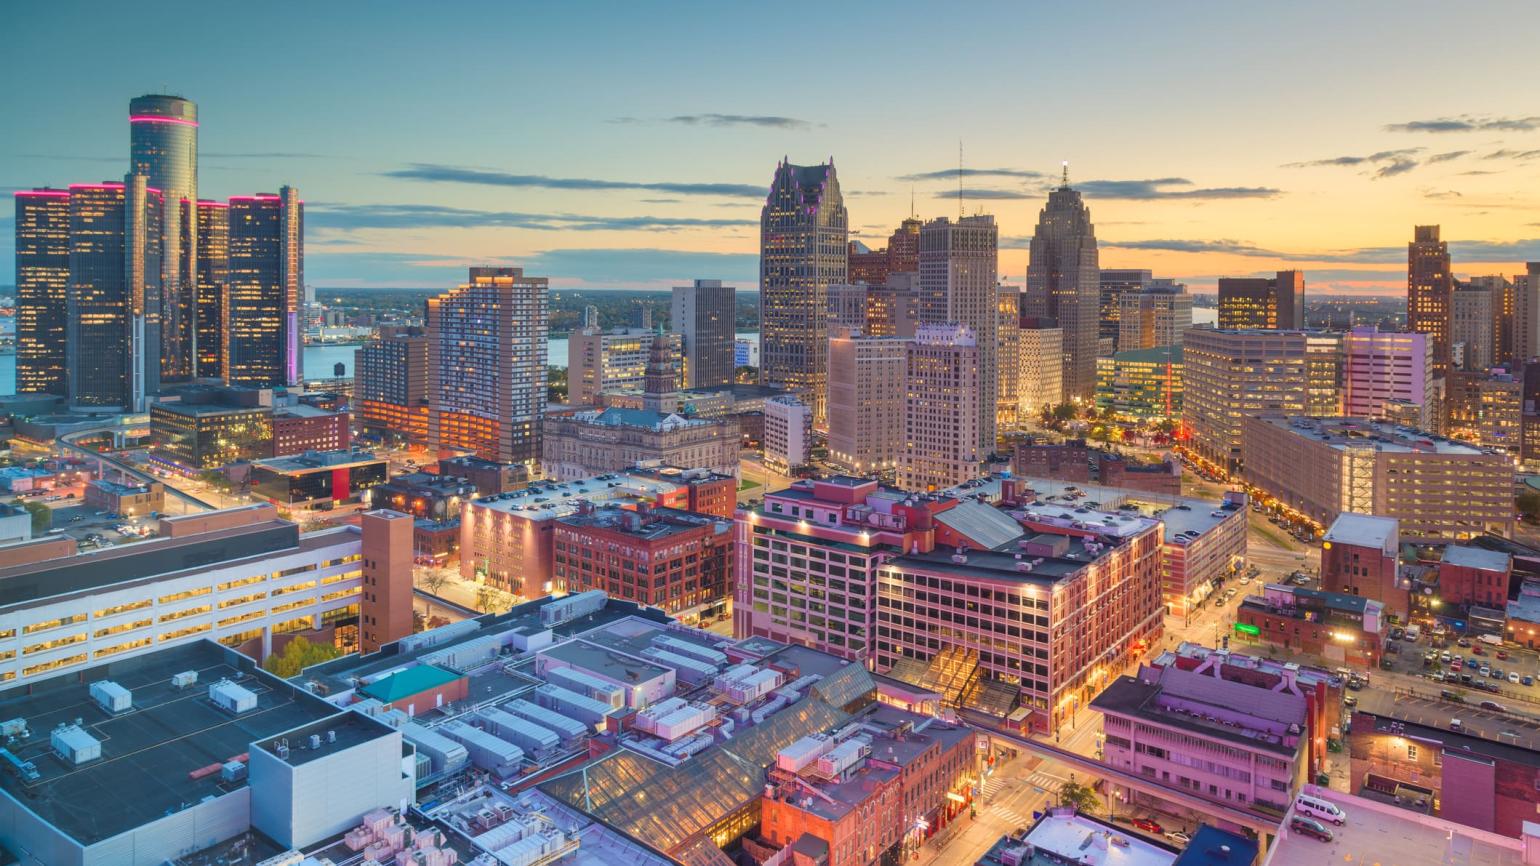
[1390,627,1405,640]
[1510,672,1522,684]
[1343,695,1358,707]
[1473,645,1485,656]
[1524,675,1534,687]
[1441,652,1452,663]
[1290,815,1334,842]
[1132,819,1163,834]
[1497,650,1510,661]
[1480,666,1492,677]
[1164,831,1191,845]
[1480,700,1507,712]
[1457,638,1472,648]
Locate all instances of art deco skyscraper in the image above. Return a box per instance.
[427,267,549,466]
[759,159,847,423]
[226,188,303,388]
[195,199,228,379]
[14,189,70,396]
[1024,171,1100,400]
[129,94,198,383]
[671,279,735,389]
[66,178,163,411]
[918,215,999,451]
[1408,225,1453,374]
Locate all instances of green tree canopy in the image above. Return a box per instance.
[262,636,342,678]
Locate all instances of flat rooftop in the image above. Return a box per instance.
[556,506,724,541]
[0,640,346,845]
[1011,477,1238,544]
[994,810,1178,866]
[466,471,687,519]
[1267,794,1522,866]
[252,710,393,767]
[252,450,385,474]
[541,639,671,684]
[1443,544,1511,572]
[1091,668,1304,757]
[1255,415,1494,456]
[888,544,1087,584]
[1353,688,1540,762]
[1324,513,1398,550]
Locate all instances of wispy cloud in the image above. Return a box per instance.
[1073,178,1281,200]
[1483,149,1540,161]
[308,202,754,233]
[932,188,1033,200]
[1386,115,1540,133]
[610,113,815,130]
[898,167,1045,182]
[1424,190,1462,199]
[1427,150,1470,163]
[382,163,765,198]
[518,247,758,287]
[1104,238,1281,256]
[12,153,118,162]
[1104,236,1540,264]
[1284,148,1425,178]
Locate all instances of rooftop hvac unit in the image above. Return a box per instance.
[220,761,247,783]
[208,679,258,715]
[51,724,100,766]
[171,670,198,689]
[0,718,27,739]
[89,681,131,714]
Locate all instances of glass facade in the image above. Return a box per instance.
[129,95,198,382]
[195,199,228,379]
[227,189,303,387]
[14,190,70,396]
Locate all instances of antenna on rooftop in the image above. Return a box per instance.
[1062,160,1070,188]
[958,140,965,218]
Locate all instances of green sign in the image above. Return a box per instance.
[1234,622,1260,636]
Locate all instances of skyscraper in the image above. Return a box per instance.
[194,199,228,379]
[1451,283,1493,371]
[997,286,1022,432]
[759,159,847,423]
[1217,271,1304,330]
[1408,225,1453,374]
[66,178,163,411]
[918,215,999,451]
[1024,172,1100,400]
[226,188,303,388]
[428,267,549,466]
[1342,326,1432,430]
[1118,283,1193,350]
[1019,317,1065,413]
[129,94,198,383]
[1098,268,1151,349]
[827,328,907,475]
[1513,264,1540,366]
[899,323,981,491]
[356,326,429,443]
[671,279,735,389]
[14,189,70,396]
[567,326,679,406]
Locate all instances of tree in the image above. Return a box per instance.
[420,568,451,596]
[1058,779,1101,814]
[1519,491,1540,521]
[262,636,342,678]
[1052,403,1078,424]
[19,500,49,534]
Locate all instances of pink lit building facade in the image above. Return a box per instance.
[1343,326,1433,430]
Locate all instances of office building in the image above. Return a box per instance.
[1216,271,1304,330]
[1445,369,1521,451]
[1242,415,1512,539]
[226,188,303,388]
[827,281,870,333]
[997,286,1022,431]
[1408,225,1454,373]
[899,323,982,492]
[568,326,680,406]
[366,470,477,522]
[1237,583,1385,668]
[355,325,429,443]
[1342,326,1432,430]
[251,449,388,511]
[14,188,70,396]
[1452,283,1495,371]
[1181,329,1342,474]
[1320,513,1404,615]
[66,178,163,411]
[1519,264,1540,365]
[1024,173,1100,399]
[846,218,922,287]
[1118,283,1193,350]
[1096,346,1182,419]
[917,215,999,450]
[671,279,736,389]
[1098,268,1150,347]
[827,330,907,475]
[866,275,919,338]
[150,395,273,470]
[1093,662,1308,814]
[764,395,811,471]
[194,198,228,379]
[1019,318,1064,412]
[1434,544,1512,610]
[270,405,350,457]
[437,454,530,496]
[427,267,549,466]
[553,505,732,621]
[129,94,198,383]
[84,478,164,518]
[759,159,847,423]
[1473,274,1517,367]
[847,239,887,285]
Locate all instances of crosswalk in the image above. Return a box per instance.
[982,770,1071,829]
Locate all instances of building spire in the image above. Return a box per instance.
[958,140,965,218]
[1061,160,1070,188]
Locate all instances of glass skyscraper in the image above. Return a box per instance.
[129,94,198,383]
[14,189,70,396]
[195,199,229,379]
[226,188,303,388]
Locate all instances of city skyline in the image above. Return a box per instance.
[4,2,1539,294]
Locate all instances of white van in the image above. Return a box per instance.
[1295,793,1347,825]
[1405,625,1422,641]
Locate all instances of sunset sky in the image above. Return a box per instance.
[5,1,1539,295]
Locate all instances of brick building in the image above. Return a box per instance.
[1321,513,1406,617]
[553,505,733,622]
[1236,583,1385,668]
[271,405,351,458]
[1012,439,1091,482]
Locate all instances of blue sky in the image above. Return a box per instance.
[5,1,1540,293]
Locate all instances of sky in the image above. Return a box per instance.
[5,1,1540,295]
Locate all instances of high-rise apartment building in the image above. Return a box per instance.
[14,189,70,396]
[428,267,549,466]
[759,159,847,423]
[1024,176,1099,399]
[567,327,680,406]
[918,215,999,451]
[1019,318,1065,413]
[1516,264,1540,366]
[1117,283,1192,350]
[226,188,303,388]
[1452,283,1494,371]
[763,395,812,471]
[129,94,198,383]
[899,323,981,492]
[355,326,429,443]
[997,286,1022,431]
[1216,271,1304,330]
[67,178,163,411]
[827,329,908,475]
[1408,226,1454,373]
[670,279,735,389]
[1342,327,1433,430]
[1182,329,1342,473]
[1098,268,1150,348]
[194,199,228,379]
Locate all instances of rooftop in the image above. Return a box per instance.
[1254,415,1495,456]
[465,470,690,520]
[0,640,348,845]
[1011,476,1238,544]
[252,449,385,474]
[1243,584,1378,617]
[888,544,1091,585]
[570,406,717,431]
[1169,825,1259,866]
[1442,544,1511,572]
[1265,790,1522,866]
[358,664,463,703]
[1324,513,1399,552]
[540,639,672,685]
[1352,688,1540,761]
[272,403,339,419]
[557,505,727,542]
[979,810,1178,866]
[1091,667,1305,757]
[89,478,156,495]
[252,710,393,767]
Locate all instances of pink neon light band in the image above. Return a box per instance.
[129,114,198,127]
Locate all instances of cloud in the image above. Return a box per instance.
[1104,238,1279,256]
[1375,158,1419,178]
[1424,190,1462,199]
[1073,178,1281,200]
[1427,150,1470,163]
[1386,115,1540,133]
[897,167,1045,182]
[933,188,1033,200]
[1101,236,1540,264]
[12,153,118,162]
[611,114,814,130]
[307,202,755,233]
[1283,148,1426,177]
[1483,149,1540,161]
[382,163,765,198]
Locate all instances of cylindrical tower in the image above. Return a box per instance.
[129,94,198,384]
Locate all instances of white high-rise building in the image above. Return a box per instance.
[567,327,681,406]
[1020,323,1065,415]
[918,215,998,453]
[899,323,981,491]
[827,329,908,474]
[764,395,812,472]
[1342,326,1432,430]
